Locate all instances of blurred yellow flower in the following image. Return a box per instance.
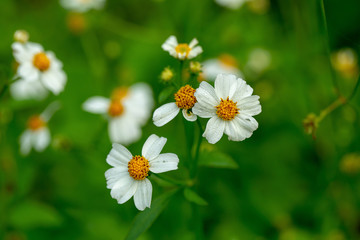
[340,153,360,175]
[160,67,174,82]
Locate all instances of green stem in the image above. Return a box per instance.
[320,0,340,96]
[0,78,20,99]
[179,60,185,85]
[191,119,203,178]
[348,74,360,100]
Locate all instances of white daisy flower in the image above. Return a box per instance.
[215,0,248,9]
[12,42,67,95]
[192,74,261,144]
[153,85,197,127]
[202,54,243,81]
[162,35,203,60]
[105,134,179,211]
[60,0,105,12]
[82,83,154,145]
[20,102,61,155]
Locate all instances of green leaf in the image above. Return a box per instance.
[125,188,178,240]
[183,188,208,206]
[8,200,63,229]
[158,86,175,103]
[198,148,238,169]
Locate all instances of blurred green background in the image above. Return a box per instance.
[1,0,360,239]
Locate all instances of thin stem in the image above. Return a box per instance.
[320,0,340,96]
[0,78,19,99]
[317,96,347,122]
[191,119,203,178]
[179,60,185,85]
[348,74,360,100]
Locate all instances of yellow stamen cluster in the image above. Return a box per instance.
[27,115,45,131]
[174,85,197,110]
[216,97,239,121]
[128,155,150,180]
[111,87,128,101]
[175,44,191,57]
[33,52,50,71]
[108,100,124,117]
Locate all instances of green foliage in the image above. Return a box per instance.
[183,188,208,206]
[198,147,238,169]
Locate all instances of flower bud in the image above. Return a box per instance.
[189,61,202,74]
[160,67,174,82]
[14,30,29,43]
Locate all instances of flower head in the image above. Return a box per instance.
[153,85,197,126]
[14,30,29,43]
[20,102,60,155]
[82,83,153,145]
[12,42,67,96]
[105,134,179,210]
[192,74,261,144]
[60,0,105,12]
[160,67,174,82]
[162,36,203,60]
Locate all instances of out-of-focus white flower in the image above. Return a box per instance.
[60,0,105,12]
[162,35,203,60]
[245,48,271,75]
[215,0,247,9]
[83,83,153,145]
[192,74,261,144]
[12,42,67,95]
[14,30,29,43]
[202,54,242,81]
[153,85,197,126]
[20,102,61,155]
[10,79,48,101]
[105,134,179,211]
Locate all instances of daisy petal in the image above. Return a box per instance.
[192,103,216,118]
[107,143,132,167]
[149,153,179,173]
[105,166,129,189]
[41,69,67,95]
[142,134,167,160]
[111,175,138,204]
[82,96,110,114]
[108,117,142,145]
[214,74,238,100]
[188,46,203,59]
[182,109,197,122]
[33,128,50,152]
[203,116,226,144]
[162,35,178,51]
[152,102,180,127]
[20,130,32,155]
[237,95,261,116]
[189,38,199,48]
[194,81,219,108]
[133,179,152,211]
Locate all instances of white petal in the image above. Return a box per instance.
[225,115,258,141]
[20,130,32,155]
[107,143,132,167]
[203,116,226,144]
[110,175,138,204]
[152,102,180,127]
[133,179,152,211]
[105,166,130,189]
[33,128,51,152]
[108,117,142,145]
[192,103,216,118]
[182,109,197,121]
[188,46,203,59]
[41,69,67,95]
[18,63,39,82]
[231,78,254,102]
[40,101,61,122]
[237,95,261,116]
[10,79,48,101]
[142,134,167,160]
[214,74,238,100]
[82,96,110,114]
[149,153,179,173]
[189,38,199,48]
[194,81,219,109]
[161,35,178,52]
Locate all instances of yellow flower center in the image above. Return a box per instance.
[27,115,45,131]
[219,54,238,68]
[111,87,128,101]
[108,100,124,117]
[174,85,197,110]
[175,44,191,57]
[33,52,50,71]
[128,155,150,180]
[216,97,239,121]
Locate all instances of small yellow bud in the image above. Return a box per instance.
[331,48,358,79]
[303,113,318,139]
[160,67,174,82]
[340,153,360,175]
[14,30,29,43]
[189,61,202,74]
[67,13,87,35]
